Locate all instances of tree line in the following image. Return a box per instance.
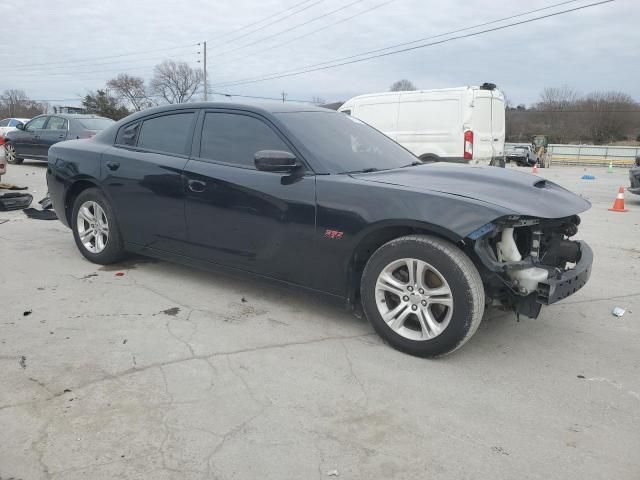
[506,86,640,144]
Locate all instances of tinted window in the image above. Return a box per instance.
[78,118,115,131]
[0,119,8,127]
[47,117,67,130]
[276,111,417,173]
[116,122,141,146]
[200,113,290,168]
[26,116,48,131]
[137,113,194,155]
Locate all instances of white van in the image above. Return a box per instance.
[338,83,505,166]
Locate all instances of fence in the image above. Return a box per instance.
[547,144,640,167]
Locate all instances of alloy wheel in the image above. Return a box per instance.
[5,144,17,163]
[76,201,109,253]
[375,258,453,341]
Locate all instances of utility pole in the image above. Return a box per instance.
[281,91,287,103]
[203,41,208,101]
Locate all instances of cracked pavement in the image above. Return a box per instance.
[1,163,639,479]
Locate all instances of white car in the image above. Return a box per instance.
[0,117,30,137]
[338,84,506,166]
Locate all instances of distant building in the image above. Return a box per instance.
[53,105,85,114]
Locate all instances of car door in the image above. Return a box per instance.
[37,116,68,156]
[182,110,317,286]
[101,110,197,253]
[15,116,48,157]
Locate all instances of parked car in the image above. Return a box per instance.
[4,114,114,164]
[47,102,592,357]
[506,144,539,166]
[629,156,640,195]
[0,140,5,182]
[0,117,30,137]
[338,83,506,167]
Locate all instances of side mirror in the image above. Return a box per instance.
[254,150,299,173]
[16,123,25,131]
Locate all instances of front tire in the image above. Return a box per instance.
[360,235,484,357]
[71,188,125,264]
[5,143,23,165]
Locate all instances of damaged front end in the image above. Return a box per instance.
[471,215,592,318]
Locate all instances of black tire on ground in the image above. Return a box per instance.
[5,143,24,165]
[360,235,485,357]
[71,187,126,264]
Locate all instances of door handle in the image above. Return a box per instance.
[58,134,66,139]
[106,160,120,171]
[188,179,206,193]
[493,138,500,141]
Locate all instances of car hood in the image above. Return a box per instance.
[351,163,591,219]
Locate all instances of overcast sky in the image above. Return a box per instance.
[0,0,637,108]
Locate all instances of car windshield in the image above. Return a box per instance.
[276,111,417,173]
[78,118,115,131]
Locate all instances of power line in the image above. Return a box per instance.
[209,0,367,59]
[3,43,198,71]
[215,0,397,68]
[206,0,326,50]
[213,0,612,88]
[207,90,315,103]
[0,0,321,72]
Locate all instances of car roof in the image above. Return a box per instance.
[118,101,329,122]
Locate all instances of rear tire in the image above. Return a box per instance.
[71,188,126,264]
[360,235,485,357]
[5,143,23,165]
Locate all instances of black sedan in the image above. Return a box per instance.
[4,114,114,164]
[47,103,592,357]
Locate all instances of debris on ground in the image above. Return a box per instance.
[581,174,596,180]
[161,307,180,316]
[23,208,58,220]
[115,272,125,277]
[123,339,128,344]
[38,193,53,210]
[241,297,247,303]
[327,470,339,476]
[23,310,32,316]
[19,355,27,369]
[577,375,586,379]
[0,183,28,190]
[0,192,33,211]
[612,307,626,317]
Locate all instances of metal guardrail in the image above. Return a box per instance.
[547,144,640,167]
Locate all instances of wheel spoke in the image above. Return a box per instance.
[80,230,94,244]
[405,259,416,286]
[96,232,106,251]
[415,261,427,290]
[427,285,451,297]
[376,272,406,296]
[387,304,412,331]
[79,206,94,223]
[420,306,443,337]
[430,296,453,308]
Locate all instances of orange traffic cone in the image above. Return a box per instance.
[532,162,539,174]
[608,186,628,213]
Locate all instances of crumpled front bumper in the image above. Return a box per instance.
[536,241,593,305]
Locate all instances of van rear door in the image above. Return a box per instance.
[491,95,505,163]
[471,92,493,163]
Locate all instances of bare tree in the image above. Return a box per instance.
[0,89,48,117]
[389,79,417,92]
[107,74,152,111]
[311,96,326,105]
[150,60,204,104]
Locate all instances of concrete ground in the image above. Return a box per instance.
[1,161,638,480]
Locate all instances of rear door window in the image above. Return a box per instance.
[199,112,291,168]
[0,119,9,127]
[116,122,141,146]
[137,113,195,155]
[47,117,68,130]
